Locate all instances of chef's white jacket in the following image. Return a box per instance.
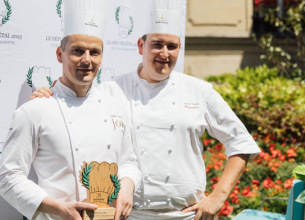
[0,81,141,220]
[99,64,261,220]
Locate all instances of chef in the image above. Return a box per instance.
[30,1,261,220]
[0,1,140,220]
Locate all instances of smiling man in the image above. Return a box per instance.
[31,1,261,220]
[0,1,140,220]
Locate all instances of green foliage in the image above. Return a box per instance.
[56,0,62,18]
[82,163,93,189]
[26,67,33,88]
[108,174,121,203]
[253,0,305,79]
[296,190,305,204]
[2,0,12,25]
[292,163,305,181]
[97,69,101,84]
[115,7,120,24]
[46,76,53,89]
[128,16,134,36]
[206,65,305,142]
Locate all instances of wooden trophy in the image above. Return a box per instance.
[81,162,121,220]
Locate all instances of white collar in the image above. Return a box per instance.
[53,78,94,98]
[134,63,173,86]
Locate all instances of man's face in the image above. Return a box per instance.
[138,33,181,83]
[56,34,103,87]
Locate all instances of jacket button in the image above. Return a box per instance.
[171,123,175,128]
[167,198,171,203]
[107,143,111,149]
[167,174,171,178]
[75,146,79,151]
[172,102,176,105]
[61,98,65,102]
[169,148,173,153]
[104,119,108,122]
[137,124,141,129]
[147,199,151,203]
[172,82,175,86]
[98,99,101,103]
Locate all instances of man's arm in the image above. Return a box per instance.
[182,154,249,220]
[0,104,97,219]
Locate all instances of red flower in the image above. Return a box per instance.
[232,196,239,204]
[281,142,286,147]
[211,177,220,183]
[269,143,276,150]
[213,183,217,190]
[219,201,233,216]
[203,139,212,146]
[279,155,286,162]
[284,178,295,189]
[271,149,281,158]
[241,186,255,197]
[252,180,260,190]
[205,168,210,173]
[263,178,275,189]
[287,148,297,157]
[264,135,270,143]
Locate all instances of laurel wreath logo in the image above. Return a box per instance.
[46,76,53,89]
[82,162,93,189]
[115,7,133,36]
[26,67,33,88]
[108,174,121,203]
[97,69,102,84]
[1,0,12,27]
[56,0,62,18]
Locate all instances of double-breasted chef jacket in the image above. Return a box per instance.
[99,64,261,220]
[0,80,141,220]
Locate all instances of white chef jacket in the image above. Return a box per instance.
[99,64,261,220]
[0,80,141,220]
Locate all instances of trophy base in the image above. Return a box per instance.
[83,208,116,220]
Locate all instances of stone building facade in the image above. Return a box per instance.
[184,0,262,78]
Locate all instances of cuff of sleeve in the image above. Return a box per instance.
[118,168,141,192]
[224,135,261,160]
[23,190,49,220]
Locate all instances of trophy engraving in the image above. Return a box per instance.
[82,162,121,220]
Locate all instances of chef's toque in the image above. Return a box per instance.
[63,0,110,40]
[144,0,183,37]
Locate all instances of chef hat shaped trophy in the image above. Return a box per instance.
[63,1,120,220]
[81,162,120,220]
[143,0,183,37]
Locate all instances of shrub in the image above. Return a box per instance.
[206,65,305,143]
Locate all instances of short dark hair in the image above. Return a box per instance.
[61,36,70,51]
[142,34,147,42]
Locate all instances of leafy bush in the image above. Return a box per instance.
[206,65,305,143]
[253,0,305,79]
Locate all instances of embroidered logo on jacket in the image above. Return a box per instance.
[184,103,199,109]
[111,115,124,130]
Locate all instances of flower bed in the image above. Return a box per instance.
[204,65,305,219]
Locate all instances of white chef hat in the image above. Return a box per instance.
[144,0,183,37]
[63,0,110,40]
